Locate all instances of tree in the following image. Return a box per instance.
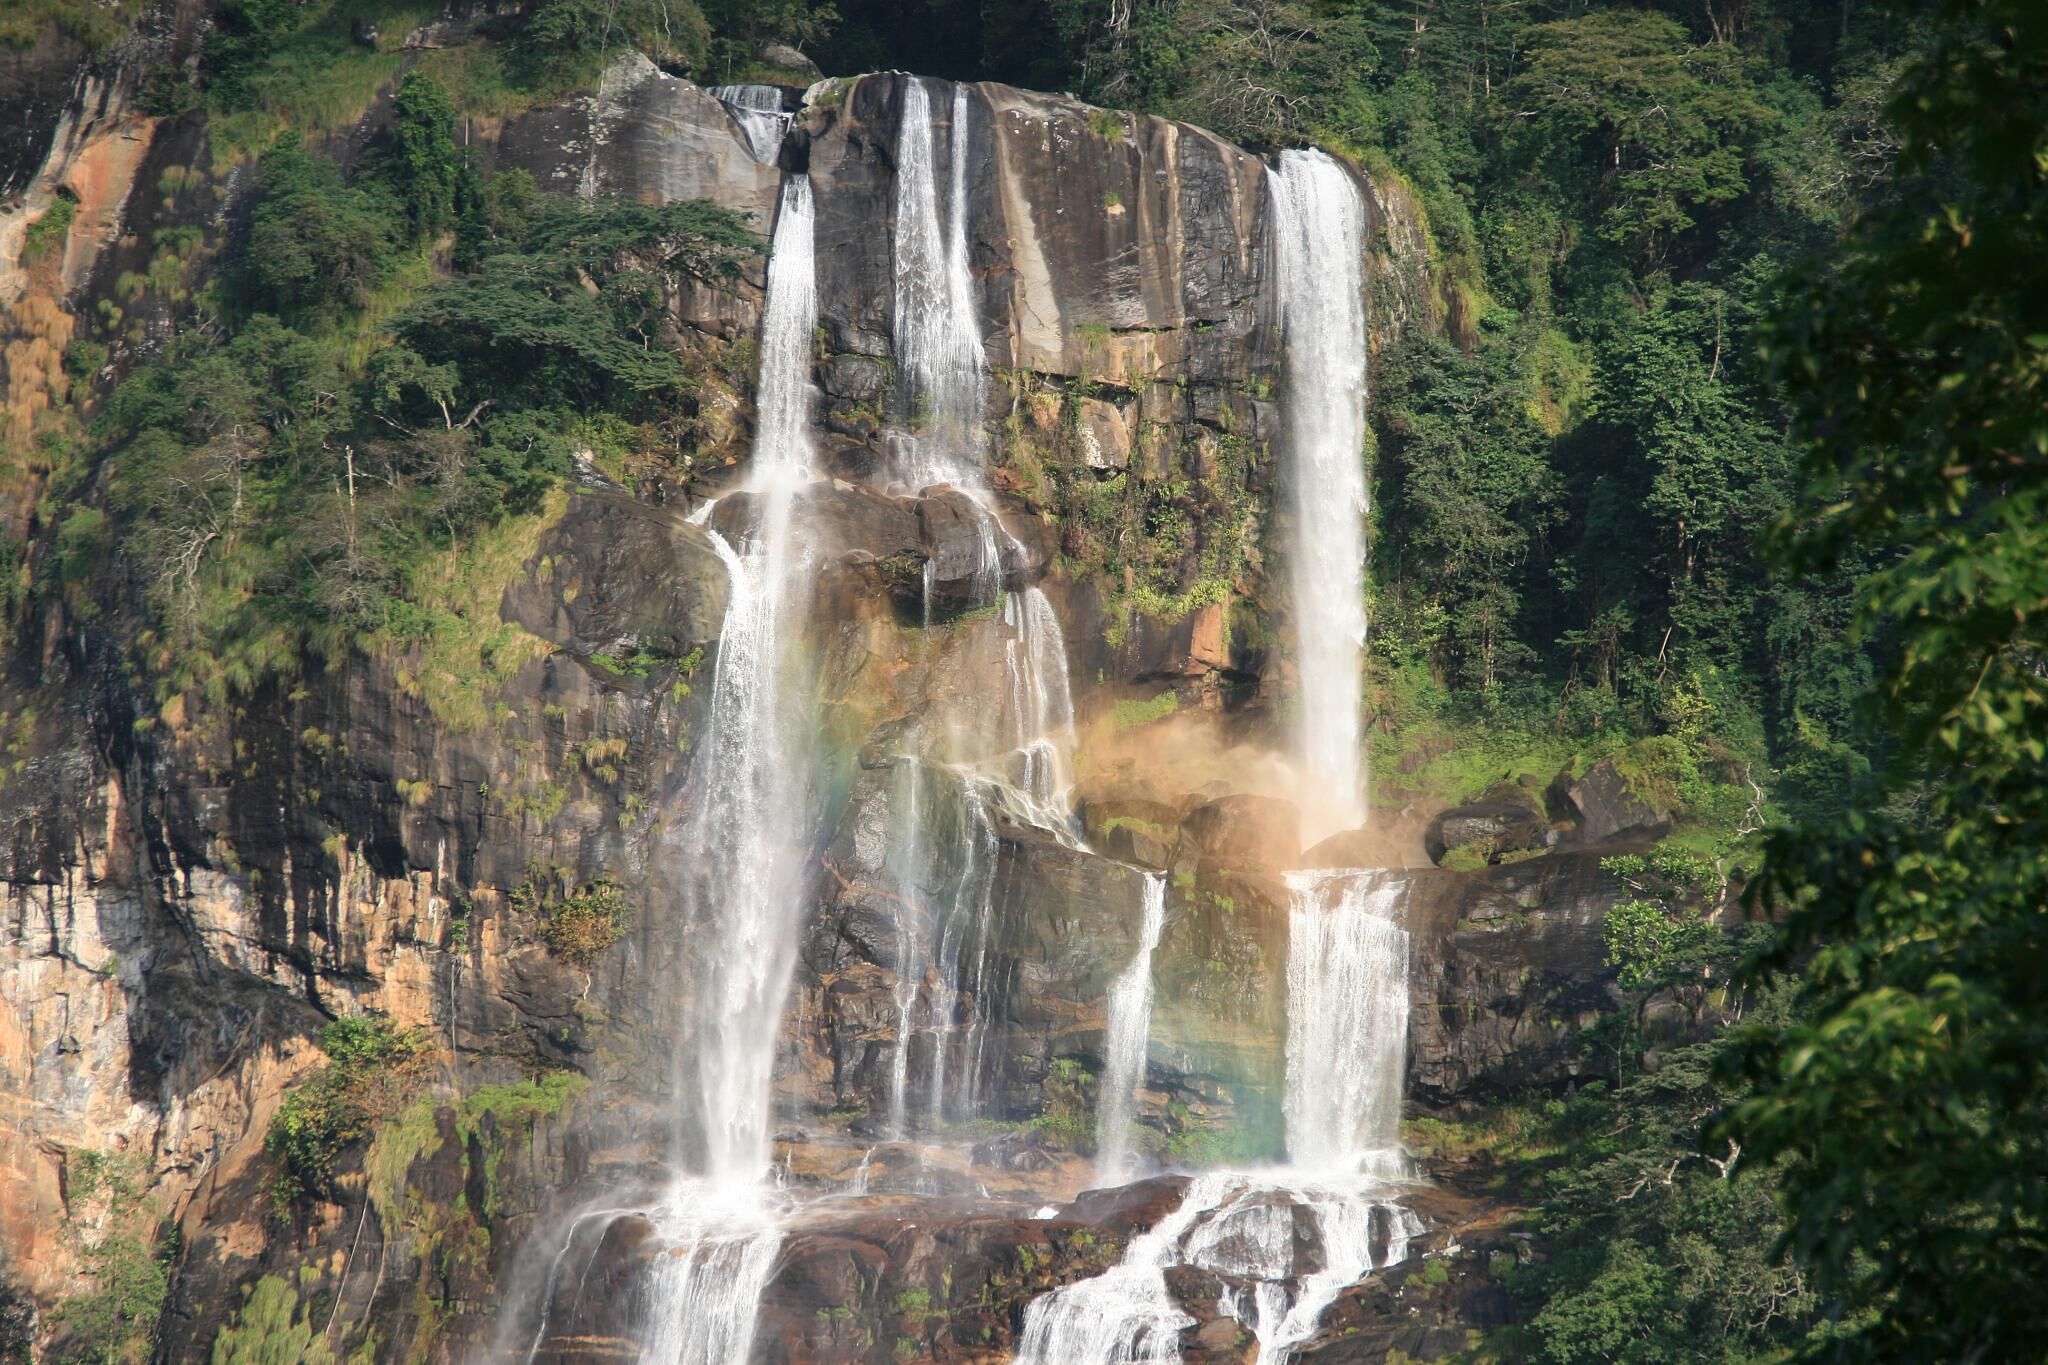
[1503,12,1773,266]
[239,135,401,323]
[1725,0,2048,1357]
[388,74,461,239]
[1373,324,1561,693]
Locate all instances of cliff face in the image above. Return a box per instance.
[0,46,1621,1363]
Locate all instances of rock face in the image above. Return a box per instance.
[0,34,1596,1364]
[1564,758,1674,845]
[1402,852,1630,1103]
[1424,802,1549,865]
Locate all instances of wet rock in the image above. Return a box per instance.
[820,354,889,403]
[916,487,998,612]
[1182,794,1301,873]
[1423,804,1547,866]
[1401,853,1632,1102]
[1565,757,1673,844]
[1080,795,1181,869]
[711,482,924,571]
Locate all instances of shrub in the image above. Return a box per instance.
[1109,689,1178,733]
[209,1269,335,1365]
[22,195,76,263]
[514,869,633,968]
[266,1017,430,1211]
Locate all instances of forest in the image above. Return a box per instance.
[1,0,2042,1360]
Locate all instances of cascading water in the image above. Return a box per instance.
[1095,873,1168,1179]
[892,79,986,489]
[1270,151,1369,838]
[635,170,817,1362]
[1014,1173,1232,1365]
[1283,869,1411,1177]
[1014,867,1418,1364]
[710,84,792,164]
[1015,1172,1420,1365]
[875,80,1090,1140]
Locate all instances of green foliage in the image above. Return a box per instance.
[0,0,140,49]
[508,0,710,92]
[1373,325,1561,693]
[239,134,402,323]
[461,1071,589,1130]
[394,195,755,409]
[514,871,633,968]
[387,74,461,238]
[49,1152,171,1365]
[22,195,76,263]
[1108,689,1177,733]
[1724,2,2048,1358]
[266,1017,430,1211]
[1503,1007,1822,1364]
[1031,1056,1095,1150]
[78,132,753,706]
[1602,900,1718,999]
[1501,13,1774,265]
[209,1270,336,1365]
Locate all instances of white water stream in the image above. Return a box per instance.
[1271,151,1370,838]
[1096,873,1168,1180]
[1284,869,1411,1178]
[633,171,817,1362]
[710,84,793,164]
[1016,868,1416,1363]
[892,79,986,488]
[874,79,1090,1141]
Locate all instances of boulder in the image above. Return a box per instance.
[1424,804,1548,866]
[758,42,821,77]
[916,487,1000,612]
[501,489,728,659]
[1565,757,1673,844]
[1076,395,1134,469]
[1080,795,1181,869]
[1180,794,1301,872]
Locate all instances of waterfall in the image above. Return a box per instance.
[922,777,1005,1127]
[710,84,792,164]
[1013,867,1417,1364]
[635,172,816,1362]
[1014,1173,1420,1365]
[1096,873,1167,1179]
[1283,869,1411,1177]
[876,79,1089,1139]
[1189,1181,1422,1358]
[1270,151,1369,837]
[1014,1173,1232,1365]
[884,751,928,1139]
[892,78,986,489]
[674,172,816,1179]
[1003,586,1079,821]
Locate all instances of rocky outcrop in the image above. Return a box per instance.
[1424,803,1549,865]
[0,32,1601,1364]
[1401,852,1630,1104]
[1562,757,1674,845]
